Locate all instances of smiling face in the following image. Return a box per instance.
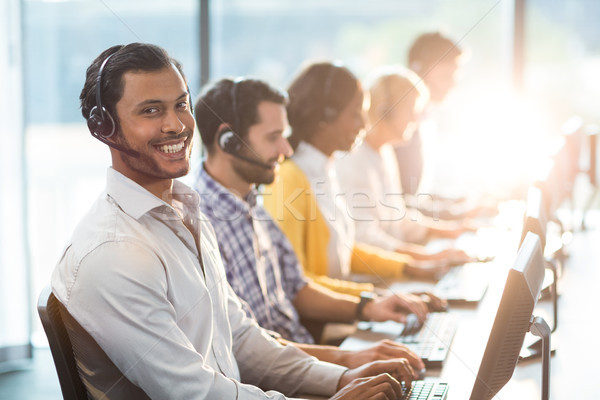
[111,65,194,189]
[232,101,293,185]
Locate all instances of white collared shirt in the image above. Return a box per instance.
[292,141,354,279]
[335,142,429,249]
[52,168,345,399]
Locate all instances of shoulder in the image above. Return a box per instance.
[279,159,308,183]
[269,159,311,193]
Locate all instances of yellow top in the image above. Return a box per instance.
[263,159,411,296]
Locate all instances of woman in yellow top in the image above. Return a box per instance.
[263,62,464,296]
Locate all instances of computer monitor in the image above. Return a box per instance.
[540,116,584,215]
[469,232,545,400]
[519,186,547,250]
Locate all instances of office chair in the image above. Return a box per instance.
[37,285,89,400]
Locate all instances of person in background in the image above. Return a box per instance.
[262,61,465,284]
[395,31,497,220]
[335,65,474,262]
[51,42,416,400]
[395,31,464,198]
[193,76,430,371]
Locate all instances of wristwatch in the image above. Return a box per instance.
[356,291,376,321]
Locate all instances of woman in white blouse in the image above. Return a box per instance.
[335,66,473,265]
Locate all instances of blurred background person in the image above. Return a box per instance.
[263,61,461,283]
[395,31,497,220]
[335,65,474,264]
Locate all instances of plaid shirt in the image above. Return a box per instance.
[194,166,314,343]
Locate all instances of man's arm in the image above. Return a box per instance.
[292,282,430,324]
[278,338,425,371]
[225,282,347,398]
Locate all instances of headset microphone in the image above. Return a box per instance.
[218,130,273,169]
[90,130,141,158]
[87,51,141,158]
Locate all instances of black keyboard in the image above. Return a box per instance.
[403,380,449,400]
[395,312,457,368]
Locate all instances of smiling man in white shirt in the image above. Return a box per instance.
[50,43,415,399]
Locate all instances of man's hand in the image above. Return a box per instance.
[362,292,429,323]
[339,339,425,371]
[330,373,404,400]
[411,291,448,312]
[430,248,474,266]
[336,358,417,394]
[405,259,452,281]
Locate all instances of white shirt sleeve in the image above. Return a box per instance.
[226,283,346,397]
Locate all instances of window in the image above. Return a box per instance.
[22,0,199,344]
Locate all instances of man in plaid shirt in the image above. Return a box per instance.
[192,77,434,370]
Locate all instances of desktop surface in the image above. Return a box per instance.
[332,211,600,399]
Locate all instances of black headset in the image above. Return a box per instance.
[217,78,272,169]
[87,53,117,139]
[217,78,244,155]
[86,51,141,157]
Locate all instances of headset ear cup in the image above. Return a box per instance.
[218,129,242,154]
[87,106,116,138]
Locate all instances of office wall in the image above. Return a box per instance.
[21,0,199,345]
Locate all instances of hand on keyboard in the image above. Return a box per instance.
[363,292,429,323]
[436,248,476,266]
[411,292,448,312]
[335,359,418,398]
[330,372,404,400]
[401,314,423,336]
[405,259,452,281]
[339,339,425,370]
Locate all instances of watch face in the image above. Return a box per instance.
[360,291,376,300]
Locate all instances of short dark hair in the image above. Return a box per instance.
[79,43,187,126]
[194,78,287,153]
[408,32,463,76]
[286,62,361,150]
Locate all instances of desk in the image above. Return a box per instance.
[328,215,599,399]
[413,223,598,399]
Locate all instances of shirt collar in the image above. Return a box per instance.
[105,167,199,220]
[194,165,256,215]
[360,140,383,160]
[292,141,332,180]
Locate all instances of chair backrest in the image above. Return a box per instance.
[37,285,89,400]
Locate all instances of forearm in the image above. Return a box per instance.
[422,218,463,239]
[279,338,350,367]
[394,241,432,260]
[293,282,360,322]
[305,271,374,297]
[230,286,346,397]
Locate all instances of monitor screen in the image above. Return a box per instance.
[469,232,545,400]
